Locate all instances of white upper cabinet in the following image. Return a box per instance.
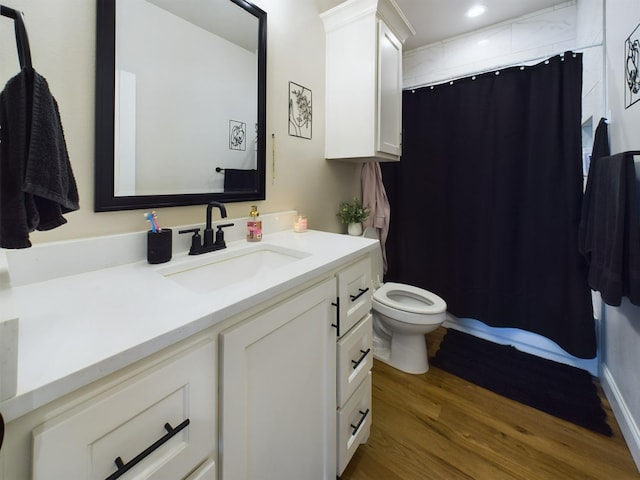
[322,0,414,162]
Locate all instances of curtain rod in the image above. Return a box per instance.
[405,42,604,91]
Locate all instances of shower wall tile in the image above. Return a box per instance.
[576,0,604,46]
[511,8,577,53]
[403,1,578,89]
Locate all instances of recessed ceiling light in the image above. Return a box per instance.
[466,4,487,18]
[478,39,490,46]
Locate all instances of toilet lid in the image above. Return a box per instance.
[374,282,447,314]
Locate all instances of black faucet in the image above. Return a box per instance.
[204,201,227,246]
[178,202,234,255]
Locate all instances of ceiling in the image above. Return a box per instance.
[364,0,571,51]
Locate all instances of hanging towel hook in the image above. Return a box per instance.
[1,4,32,71]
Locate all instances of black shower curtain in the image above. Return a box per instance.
[382,53,596,359]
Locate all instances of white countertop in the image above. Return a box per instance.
[0,225,377,422]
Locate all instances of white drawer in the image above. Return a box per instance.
[337,257,372,337]
[337,314,372,407]
[337,372,372,476]
[32,339,216,480]
[184,458,216,480]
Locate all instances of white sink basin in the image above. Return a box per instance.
[159,244,310,293]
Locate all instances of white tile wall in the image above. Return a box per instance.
[402,0,605,131]
[403,1,579,90]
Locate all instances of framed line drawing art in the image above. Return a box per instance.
[625,23,640,109]
[288,81,312,139]
[229,120,246,151]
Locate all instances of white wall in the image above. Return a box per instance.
[601,0,640,470]
[0,0,360,244]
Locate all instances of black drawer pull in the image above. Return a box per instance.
[351,348,371,370]
[105,419,190,480]
[331,298,340,337]
[349,408,370,437]
[349,287,369,302]
[0,411,4,452]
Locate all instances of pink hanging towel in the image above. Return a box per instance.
[361,162,390,273]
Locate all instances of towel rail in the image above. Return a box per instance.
[0,4,31,70]
[0,5,19,19]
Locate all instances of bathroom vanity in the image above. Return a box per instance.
[0,212,377,479]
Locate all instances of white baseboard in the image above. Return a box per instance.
[600,363,640,472]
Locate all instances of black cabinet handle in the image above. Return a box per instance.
[0,411,4,452]
[331,298,340,337]
[349,408,370,437]
[105,419,190,480]
[349,287,369,302]
[351,348,371,370]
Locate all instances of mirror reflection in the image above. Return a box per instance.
[95,0,266,211]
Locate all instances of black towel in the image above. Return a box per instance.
[223,168,256,192]
[578,117,609,258]
[0,68,79,249]
[579,152,640,306]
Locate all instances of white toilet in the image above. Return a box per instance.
[364,227,447,374]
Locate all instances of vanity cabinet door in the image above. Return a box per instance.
[220,278,337,480]
[337,256,372,336]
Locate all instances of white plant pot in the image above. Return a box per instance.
[347,222,362,236]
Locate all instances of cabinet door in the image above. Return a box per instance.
[220,278,337,480]
[377,20,402,156]
[337,257,372,336]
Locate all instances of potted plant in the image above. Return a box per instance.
[337,197,369,236]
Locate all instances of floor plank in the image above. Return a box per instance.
[340,327,640,480]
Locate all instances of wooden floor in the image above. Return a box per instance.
[340,327,640,480]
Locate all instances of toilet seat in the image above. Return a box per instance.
[373,282,446,319]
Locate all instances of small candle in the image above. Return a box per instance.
[294,215,307,233]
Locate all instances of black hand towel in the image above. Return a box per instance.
[579,152,640,306]
[0,68,79,249]
[578,117,609,263]
[223,168,256,192]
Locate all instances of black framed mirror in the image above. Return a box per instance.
[95,0,266,212]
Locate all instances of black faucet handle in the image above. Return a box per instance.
[215,223,235,246]
[178,228,202,254]
[178,228,200,235]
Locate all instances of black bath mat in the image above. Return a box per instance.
[431,329,612,436]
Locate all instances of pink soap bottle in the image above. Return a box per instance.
[246,205,262,242]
